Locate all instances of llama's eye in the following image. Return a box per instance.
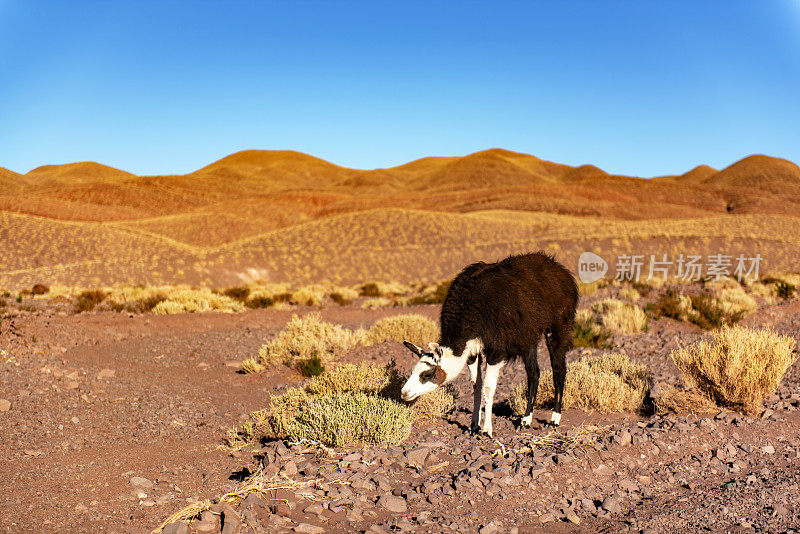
[420,369,435,382]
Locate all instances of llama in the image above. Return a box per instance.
[401,252,578,437]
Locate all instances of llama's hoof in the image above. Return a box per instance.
[521,413,533,427]
[549,411,562,427]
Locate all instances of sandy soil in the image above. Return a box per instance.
[1,300,798,533]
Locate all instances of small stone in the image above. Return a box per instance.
[566,512,581,524]
[762,445,775,455]
[97,368,115,380]
[378,494,407,513]
[479,520,501,534]
[221,504,242,534]
[406,447,430,467]
[294,524,324,534]
[538,513,555,523]
[130,477,154,488]
[283,460,298,476]
[0,399,10,412]
[618,430,632,446]
[601,496,621,513]
[161,521,189,534]
[303,503,325,516]
[193,522,217,533]
[71,416,80,424]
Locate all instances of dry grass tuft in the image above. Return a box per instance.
[593,299,648,334]
[511,353,653,414]
[305,362,391,396]
[244,313,367,373]
[264,391,413,447]
[493,423,607,459]
[74,289,107,312]
[151,469,324,533]
[152,288,244,314]
[230,360,452,448]
[655,385,720,415]
[670,325,797,414]
[291,284,328,306]
[361,297,392,309]
[367,314,439,346]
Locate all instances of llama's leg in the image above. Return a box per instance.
[521,344,540,427]
[546,325,571,427]
[480,360,505,437]
[470,352,483,433]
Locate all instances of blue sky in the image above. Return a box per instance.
[1,1,799,177]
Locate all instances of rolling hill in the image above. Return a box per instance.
[1,149,798,288]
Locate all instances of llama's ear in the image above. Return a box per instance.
[403,341,425,357]
[428,342,440,353]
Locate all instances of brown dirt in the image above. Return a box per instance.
[1,298,798,533]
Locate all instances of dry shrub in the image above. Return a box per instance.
[408,279,451,305]
[361,297,392,309]
[593,299,647,334]
[152,288,244,315]
[262,391,412,447]
[577,280,603,296]
[511,353,653,414]
[619,288,640,301]
[670,325,797,414]
[367,314,439,346]
[104,285,169,312]
[715,286,756,317]
[655,385,720,415]
[749,282,777,303]
[74,289,107,312]
[243,313,367,373]
[235,361,451,447]
[329,286,359,306]
[31,284,49,295]
[291,284,327,306]
[358,281,412,298]
[411,387,455,421]
[222,285,251,302]
[306,362,392,395]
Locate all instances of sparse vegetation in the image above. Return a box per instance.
[592,299,648,334]
[243,313,367,373]
[511,353,653,414]
[74,289,107,312]
[230,361,453,448]
[572,309,611,348]
[647,289,747,329]
[670,325,797,414]
[762,276,797,300]
[655,385,720,415]
[152,288,244,315]
[31,284,49,295]
[222,285,251,302]
[367,314,439,346]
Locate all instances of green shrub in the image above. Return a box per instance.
[296,355,325,377]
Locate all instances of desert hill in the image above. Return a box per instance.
[1,149,798,288]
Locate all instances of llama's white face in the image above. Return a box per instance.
[400,342,453,401]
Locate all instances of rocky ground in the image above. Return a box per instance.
[1,297,799,533]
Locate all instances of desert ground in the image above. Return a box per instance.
[1,149,800,533]
[0,279,799,533]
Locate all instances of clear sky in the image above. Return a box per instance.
[1,1,799,177]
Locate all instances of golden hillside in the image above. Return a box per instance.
[1,149,798,288]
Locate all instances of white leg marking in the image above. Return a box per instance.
[480,361,505,437]
[471,353,483,431]
[550,411,561,426]
[521,413,533,426]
